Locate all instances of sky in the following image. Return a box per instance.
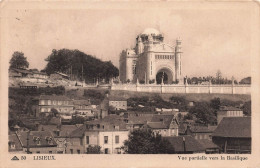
[3,1,253,81]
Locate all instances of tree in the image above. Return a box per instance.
[9,51,29,69]
[71,116,85,124]
[44,49,119,83]
[216,70,222,84]
[51,108,59,117]
[122,129,175,154]
[242,101,251,116]
[210,97,221,110]
[189,102,216,125]
[239,77,251,84]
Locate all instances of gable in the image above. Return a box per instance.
[153,43,175,52]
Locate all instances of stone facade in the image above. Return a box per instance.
[119,28,182,84]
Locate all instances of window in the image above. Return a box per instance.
[86,136,89,144]
[104,136,108,144]
[80,138,83,146]
[115,136,119,144]
[151,61,152,75]
[40,100,45,105]
[49,151,52,154]
[36,151,40,154]
[70,149,73,154]
[105,148,109,154]
[77,150,80,154]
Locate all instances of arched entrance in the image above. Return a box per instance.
[156,68,173,84]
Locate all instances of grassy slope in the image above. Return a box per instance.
[109,90,251,102]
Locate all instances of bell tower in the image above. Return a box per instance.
[137,36,143,54]
[175,37,182,83]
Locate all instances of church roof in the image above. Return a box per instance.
[142,28,160,35]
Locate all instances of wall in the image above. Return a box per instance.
[23,146,58,154]
[111,84,251,95]
[98,131,129,154]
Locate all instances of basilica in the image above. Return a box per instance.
[119,28,183,84]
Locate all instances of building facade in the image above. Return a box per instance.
[69,116,129,154]
[119,28,183,84]
[108,98,127,111]
[39,95,74,115]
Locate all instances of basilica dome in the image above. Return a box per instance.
[142,28,161,35]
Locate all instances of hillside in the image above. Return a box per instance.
[109,90,251,102]
[44,49,118,83]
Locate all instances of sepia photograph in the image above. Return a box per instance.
[0,0,260,167]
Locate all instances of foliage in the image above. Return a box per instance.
[86,145,101,154]
[123,129,175,154]
[239,77,251,84]
[242,101,251,116]
[71,116,85,124]
[169,96,188,110]
[9,51,29,69]
[139,80,145,84]
[210,97,221,110]
[189,102,216,125]
[220,99,243,107]
[83,89,105,104]
[149,79,155,84]
[183,113,193,121]
[127,95,185,111]
[44,49,119,83]
[51,108,59,117]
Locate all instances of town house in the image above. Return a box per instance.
[38,95,74,116]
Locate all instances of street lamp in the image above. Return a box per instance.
[26,130,32,154]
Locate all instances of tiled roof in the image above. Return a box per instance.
[127,116,153,125]
[70,116,128,137]
[39,95,71,101]
[147,115,175,129]
[197,139,219,149]
[11,68,33,74]
[73,100,91,106]
[55,72,69,77]
[38,125,78,137]
[212,117,251,138]
[17,131,57,148]
[108,97,127,101]
[190,126,212,133]
[69,125,87,138]
[163,136,205,152]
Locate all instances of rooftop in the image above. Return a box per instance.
[70,116,128,138]
[212,117,251,138]
[197,139,219,149]
[16,131,57,148]
[163,136,205,152]
[146,114,177,129]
